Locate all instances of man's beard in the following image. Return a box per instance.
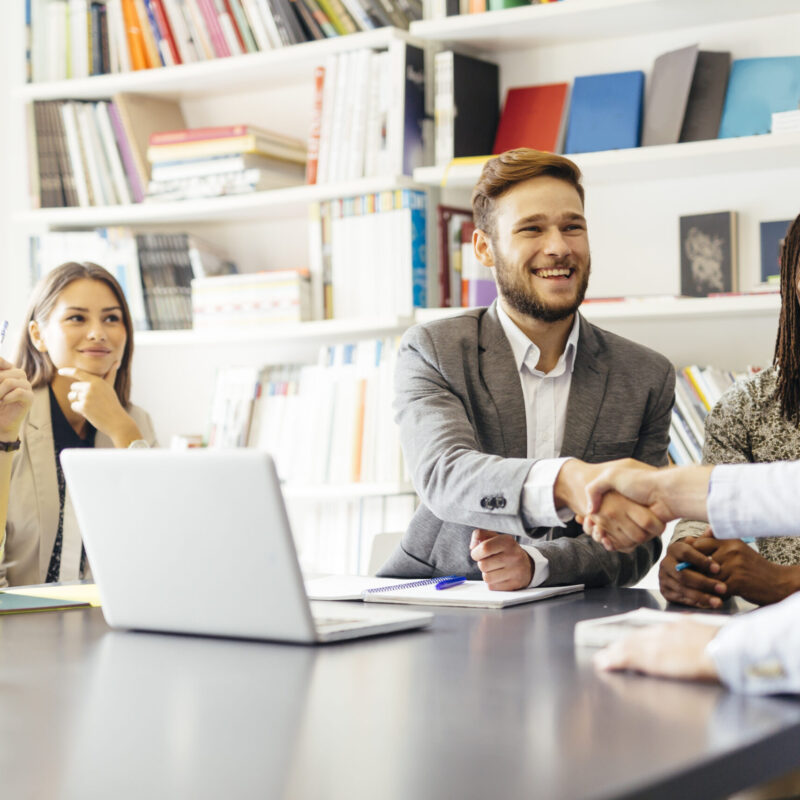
[494,249,590,323]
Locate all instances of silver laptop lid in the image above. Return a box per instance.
[60,449,319,643]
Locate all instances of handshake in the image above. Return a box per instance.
[556,458,714,553]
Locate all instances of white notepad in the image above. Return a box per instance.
[574,608,731,648]
[363,580,584,609]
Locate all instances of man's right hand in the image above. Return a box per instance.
[658,532,726,609]
[554,459,665,553]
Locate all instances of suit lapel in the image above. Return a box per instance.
[560,315,609,459]
[25,388,60,579]
[478,304,527,458]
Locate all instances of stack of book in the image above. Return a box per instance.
[309,189,427,320]
[306,43,425,184]
[669,365,740,465]
[192,269,312,330]
[30,228,236,331]
[146,125,306,201]
[27,0,422,82]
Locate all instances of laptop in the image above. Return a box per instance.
[59,449,432,643]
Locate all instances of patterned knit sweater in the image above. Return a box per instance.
[672,366,800,565]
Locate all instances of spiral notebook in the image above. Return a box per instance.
[305,575,583,609]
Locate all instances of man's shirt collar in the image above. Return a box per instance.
[496,302,580,378]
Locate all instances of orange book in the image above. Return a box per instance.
[306,66,325,185]
[492,83,569,154]
[351,378,367,482]
[121,0,149,70]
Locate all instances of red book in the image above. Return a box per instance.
[305,66,325,185]
[195,0,231,57]
[150,124,254,145]
[150,0,182,65]
[492,83,569,154]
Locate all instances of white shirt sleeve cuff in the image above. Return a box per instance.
[520,544,550,587]
[521,457,575,529]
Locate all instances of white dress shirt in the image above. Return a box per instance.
[495,304,580,587]
[709,461,800,539]
[704,462,800,693]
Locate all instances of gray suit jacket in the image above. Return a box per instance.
[378,304,675,587]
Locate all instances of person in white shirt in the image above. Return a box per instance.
[585,459,800,693]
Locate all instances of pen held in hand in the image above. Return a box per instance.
[0,320,8,354]
[675,561,692,572]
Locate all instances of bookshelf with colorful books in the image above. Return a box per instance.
[411,0,800,374]
[4,1,800,572]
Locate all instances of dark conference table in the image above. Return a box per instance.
[2,587,800,800]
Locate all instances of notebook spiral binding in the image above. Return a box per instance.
[363,576,462,594]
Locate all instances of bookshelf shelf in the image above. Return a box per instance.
[416,294,781,325]
[15,28,418,102]
[134,294,781,350]
[414,132,800,188]
[14,176,424,227]
[133,316,412,348]
[409,0,798,50]
[282,482,416,500]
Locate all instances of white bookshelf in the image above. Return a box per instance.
[14,175,424,227]
[134,315,411,347]
[15,28,420,101]
[409,0,798,49]
[415,132,800,187]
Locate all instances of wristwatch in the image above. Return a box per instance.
[0,439,21,452]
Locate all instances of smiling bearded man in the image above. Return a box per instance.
[377,148,675,591]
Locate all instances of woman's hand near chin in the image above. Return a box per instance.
[0,357,34,442]
[58,363,142,448]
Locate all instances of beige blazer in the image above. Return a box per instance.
[2,386,156,587]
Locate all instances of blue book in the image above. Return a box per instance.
[719,57,800,138]
[564,71,644,154]
[760,219,793,283]
[399,189,428,308]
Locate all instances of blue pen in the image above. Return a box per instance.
[0,320,8,353]
[435,576,466,590]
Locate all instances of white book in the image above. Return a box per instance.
[307,202,325,321]
[252,0,283,49]
[68,0,90,79]
[75,103,109,205]
[362,52,383,178]
[434,50,454,166]
[239,0,273,51]
[328,51,354,184]
[95,101,133,205]
[60,102,91,207]
[346,49,372,180]
[574,608,730,648]
[162,0,198,62]
[183,0,215,59]
[45,0,69,82]
[105,0,131,73]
